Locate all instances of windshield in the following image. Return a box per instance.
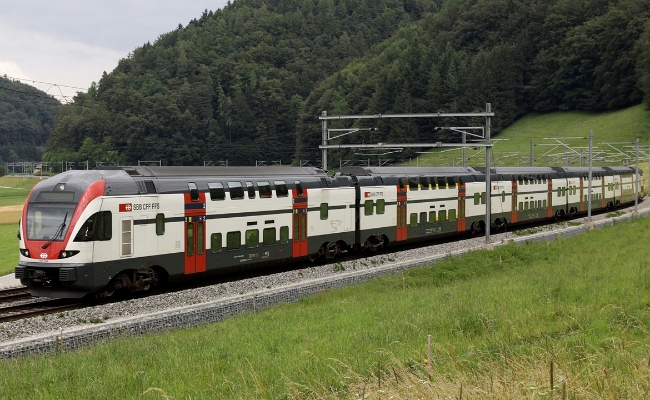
[26,203,77,241]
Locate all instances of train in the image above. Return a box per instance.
[15,165,644,299]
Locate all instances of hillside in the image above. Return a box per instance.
[45,0,650,167]
[298,0,650,162]
[411,104,650,167]
[0,76,62,163]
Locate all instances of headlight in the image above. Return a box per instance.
[20,249,29,257]
[58,250,80,259]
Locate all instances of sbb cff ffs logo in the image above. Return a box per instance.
[119,203,132,212]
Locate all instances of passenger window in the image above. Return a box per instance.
[274,181,288,197]
[408,177,419,191]
[208,183,225,201]
[439,210,447,221]
[188,182,199,202]
[295,181,304,197]
[227,231,241,250]
[246,181,255,199]
[156,213,165,235]
[228,182,244,200]
[280,226,289,244]
[430,177,437,189]
[246,229,259,248]
[98,211,112,241]
[429,211,436,223]
[211,233,222,253]
[364,200,374,216]
[258,181,272,198]
[376,199,385,214]
[474,193,480,205]
[481,192,486,204]
[437,177,446,188]
[519,202,523,211]
[419,177,429,190]
[263,228,276,246]
[320,203,328,220]
[447,177,456,187]
[449,209,456,221]
[420,212,427,224]
[501,191,506,203]
[410,213,418,227]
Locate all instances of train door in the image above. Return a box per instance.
[184,183,206,274]
[396,178,407,241]
[292,210,308,257]
[458,181,467,230]
[184,216,206,274]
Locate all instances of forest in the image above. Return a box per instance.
[33,0,650,166]
[0,76,61,166]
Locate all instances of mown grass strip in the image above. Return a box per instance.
[1,216,650,399]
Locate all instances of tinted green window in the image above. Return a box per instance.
[246,229,258,248]
[186,224,194,256]
[439,210,447,221]
[429,211,436,223]
[519,202,523,211]
[258,181,272,198]
[274,181,288,197]
[364,200,374,216]
[98,211,112,240]
[501,191,506,203]
[320,203,328,220]
[419,177,429,190]
[448,209,456,221]
[474,193,480,205]
[208,183,225,200]
[280,226,289,244]
[481,192,486,204]
[227,231,241,250]
[408,177,418,191]
[246,181,255,199]
[228,182,244,200]
[293,217,299,243]
[197,223,204,255]
[437,177,446,188]
[156,213,165,236]
[211,233,222,253]
[420,212,427,224]
[263,228,276,246]
[410,213,418,227]
[543,200,547,208]
[188,182,199,202]
[376,199,385,214]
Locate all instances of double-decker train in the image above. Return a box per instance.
[15,165,643,298]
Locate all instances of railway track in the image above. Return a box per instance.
[0,299,85,324]
[0,287,31,303]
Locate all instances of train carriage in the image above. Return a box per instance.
[16,164,643,299]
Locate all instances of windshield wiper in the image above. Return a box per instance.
[42,212,68,249]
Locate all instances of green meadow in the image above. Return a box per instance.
[1,216,649,399]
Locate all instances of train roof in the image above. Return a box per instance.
[96,166,328,178]
[337,166,480,177]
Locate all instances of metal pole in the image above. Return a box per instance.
[462,131,466,168]
[587,131,594,223]
[529,138,533,167]
[485,103,492,244]
[321,111,328,171]
[635,138,639,215]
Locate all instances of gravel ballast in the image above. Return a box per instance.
[1,200,648,358]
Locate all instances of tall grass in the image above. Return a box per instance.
[1,217,649,399]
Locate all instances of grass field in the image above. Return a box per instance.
[1,216,649,399]
[0,224,19,276]
[415,104,650,167]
